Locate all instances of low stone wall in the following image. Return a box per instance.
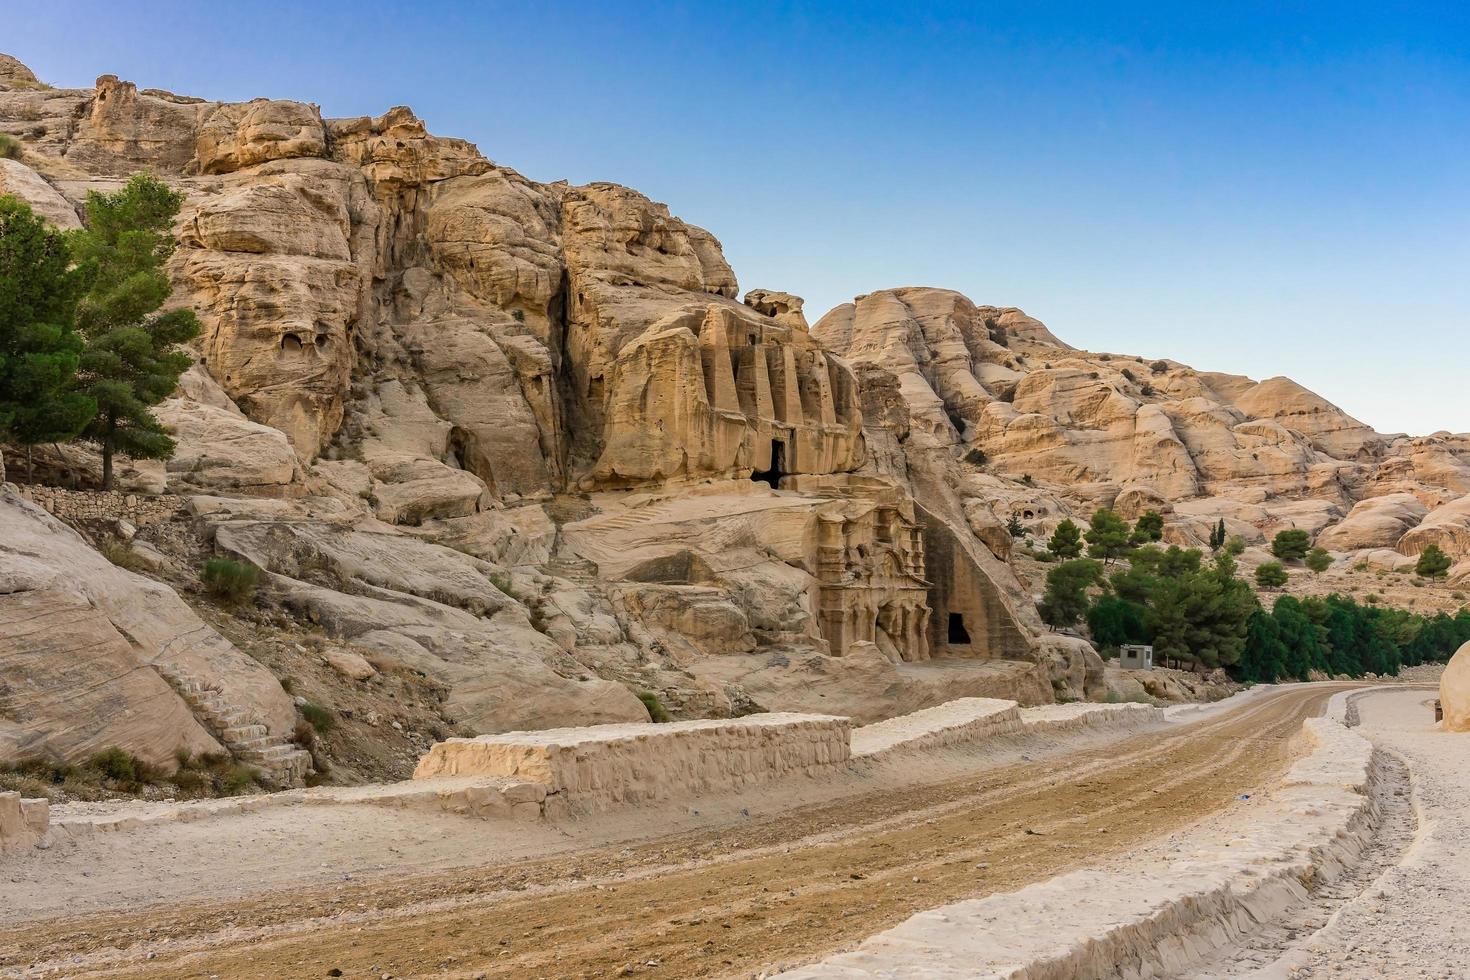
[0,791,49,854]
[774,714,1378,979]
[851,698,1022,758]
[9,484,185,528]
[413,714,851,812]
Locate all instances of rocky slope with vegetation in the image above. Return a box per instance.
[2,52,1466,797]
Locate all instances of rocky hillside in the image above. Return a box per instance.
[2,53,1464,785]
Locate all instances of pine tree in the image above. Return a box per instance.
[1416,544,1452,579]
[69,174,199,490]
[1271,528,1311,563]
[1047,518,1083,559]
[1132,509,1165,543]
[1208,518,1227,552]
[1006,514,1026,538]
[1037,559,1104,629]
[1255,561,1289,589]
[1085,507,1133,564]
[0,197,94,472]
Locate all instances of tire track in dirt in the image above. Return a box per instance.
[1,686,1346,979]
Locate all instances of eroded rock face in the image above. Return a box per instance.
[0,158,81,229]
[0,489,296,771]
[814,285,1470,579]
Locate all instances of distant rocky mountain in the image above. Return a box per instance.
[2,54,1463,782]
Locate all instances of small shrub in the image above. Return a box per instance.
[1139,382,1156,397]
[1224,535,1247,557]
[1305,547,1332,574]
[299,701,335,734]
[12,757,76,784]
[963,447,988,466]
[278,676,295,695]
[99,538,149,573]
[1120,367,1136,383]
[219,764,260,796]
[1149,360,1168,375]
[169,768,208,793]
[292,719,317,747]
[1021,474,1034,486]
[0,134,22,160]
[90,747,136,781]
[201,557,259,605]
[487,571,519,600]
[1366,592,1381,604]
[637,690,671,723]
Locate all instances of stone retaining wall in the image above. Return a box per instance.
[0,791,49,853]
[9,484,185,527]
[775,713,1379,979]
[413,713,852,812]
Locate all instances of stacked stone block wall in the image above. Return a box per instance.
[10,484,185,527]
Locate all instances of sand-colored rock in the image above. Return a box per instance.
[1441,641,1470,733]
[1316,492,1427,551]
[0,488,303,779]
[0,158,81,228]
[1398,496,1470,559]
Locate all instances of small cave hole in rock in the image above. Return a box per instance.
[280,334,303,354]
[751,439,785,488]
[947,612,972,645]
[447,427,473,472]
[1023,509,1034,519]
[315,334,328,350]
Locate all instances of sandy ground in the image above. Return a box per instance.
[0,685,1346,979]
[1237,685,1470,980]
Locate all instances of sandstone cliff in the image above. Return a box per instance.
[2,54,1464,784]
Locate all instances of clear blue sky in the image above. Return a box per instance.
[10,2,1468,435]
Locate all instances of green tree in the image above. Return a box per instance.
[1416,544,1452,579]
[1255,561,1289,589]
[1037,559,1104,630]
[69,174,199,489]
[1047,518,1083,559]
[1006,513,1026,538]
[1146,553,1256,669]
[1305,548,1332,574]
[1239,609,1288,683]
[1271,528,1311,563]
[1085,508,1133,565]
[0,197,95,470]
[1087,594,1148,650]
[1208,518,1227,552]
[1132,510,1165,543]
[1273,595,1327,679]
[1224,534,1247,557]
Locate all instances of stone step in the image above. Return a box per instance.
[222,724,269,743]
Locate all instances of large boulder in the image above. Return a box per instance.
[1441,641,1470,733]
[1316,492,1428,551]
[0,488,295,768]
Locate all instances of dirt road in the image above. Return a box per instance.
[1,686,1346,979]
